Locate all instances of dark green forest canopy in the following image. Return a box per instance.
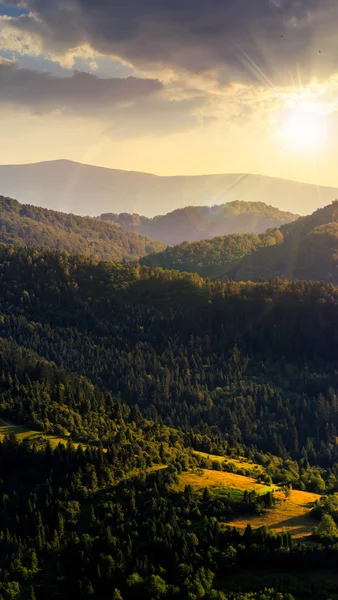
[0,435,314,600]
[1,244,338,466]
[0,195,165,261]
[141,229,284,277]
[142,201,338,282]
[1,245,338,598]
[226,201,338,283]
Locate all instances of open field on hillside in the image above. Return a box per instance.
[0,420,82,449]
[227,488,320,538]
[193,450,265,474]
[180,468,276,496]
[180,468,320,538]
[0,421,167,474]
[1,421,320,538]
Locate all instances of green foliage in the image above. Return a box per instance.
[314,514,338,539]
[311,494,338,522]
[1,243,338,598]
[0,438,315,600]
[142,201,338,283]
[0,245,338,473]
[226,201,338,283]
[0,195,165,262]
[141,230,283,277]
[101,200,297,246]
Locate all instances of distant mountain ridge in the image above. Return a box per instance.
[100,201,297,246]
[0,159,337,216]
[143,201,338,283]
[0,196,165,261]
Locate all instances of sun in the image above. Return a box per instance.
[278,103,327,152]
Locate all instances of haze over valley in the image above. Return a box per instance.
[2,0,338,599]
[1,159,337,217]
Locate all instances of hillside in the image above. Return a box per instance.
[1,246,338,598]
[143,201,338,282]
[1,245,338,467]
[141,229,284,277]
[1,159,337,216]
[0,195,165,260]
[225,201,338,283]
[100,200,297,245]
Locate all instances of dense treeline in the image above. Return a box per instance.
[0,196,165,262]
[1,244,338,597]
[100,201,297,246]
[141,230,283,277]
[1,245,338,470]
[226,202,338,283]
[143,201,338,283]
[2,437,337,600]
[0,338,190,470]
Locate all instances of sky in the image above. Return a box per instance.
[1,0,338,186]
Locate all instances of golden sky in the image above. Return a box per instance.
[1,0,338,187]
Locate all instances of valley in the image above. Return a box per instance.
[0,192,337,600]
[2,1,338,597]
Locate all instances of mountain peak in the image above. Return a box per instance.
[1,160,338,217]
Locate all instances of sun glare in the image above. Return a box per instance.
[278,103,327,153]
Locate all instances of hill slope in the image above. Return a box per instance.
[0,195,165,261]
[0,159,337,216]
[101,201,297,246]
[1,244,338,468]
[1,245,338,596]
[143,202,338,282]
[141,229,284,277]
[225,201,338,282]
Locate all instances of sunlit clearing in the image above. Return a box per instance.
[278,104,327,153]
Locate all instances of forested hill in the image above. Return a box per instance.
[1,245,338,597]
[225,201,338,282]
[1,244,338,467]
[140,229,284,277]
[0,195,165,261]
[142,201,338,281]
[100,200,297,246]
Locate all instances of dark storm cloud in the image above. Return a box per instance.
[0,60,162,112]
[0,60,208,136]
[2,0,338,84]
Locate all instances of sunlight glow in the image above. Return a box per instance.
[278,103,327,152]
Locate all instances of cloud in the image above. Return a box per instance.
[2,0,338,85]
[2,1,338,144]
[0,59,162,110]
[0,59,210,137]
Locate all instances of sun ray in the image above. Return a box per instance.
[277,101,327,153]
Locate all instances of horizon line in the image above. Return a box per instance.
[1,158,338,190]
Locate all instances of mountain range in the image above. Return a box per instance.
[1,159,338,216]
[1,170,338,599]
[0,195,165,261]
[1,190,337,283]
[142,201,338,283]
[100,201,297,246]
[0,194,298,260]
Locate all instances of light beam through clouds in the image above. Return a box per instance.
[0,0,338,191]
